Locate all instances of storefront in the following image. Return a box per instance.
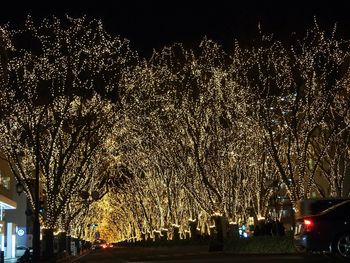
[0,153,19,259]
[0,194,17,258]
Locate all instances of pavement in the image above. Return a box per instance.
[3,249,91,263]
[4,258,18,263]
[56,250,92,263]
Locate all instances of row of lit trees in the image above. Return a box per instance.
[0,17,349,245]
[99,25,350,241]
[0,16,137,258]
[100,41,277,241]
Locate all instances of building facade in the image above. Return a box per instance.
[0,153,28,259]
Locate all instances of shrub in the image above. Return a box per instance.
[224,232,295,254]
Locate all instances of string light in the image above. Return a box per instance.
[1,17,349,242]
[96,24,349,242]
[0,16,135,234]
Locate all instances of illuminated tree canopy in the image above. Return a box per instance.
[100,24,350,242]
[0,16,136,250]
[0,17,350,244]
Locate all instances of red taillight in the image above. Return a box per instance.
[303,219,314,232]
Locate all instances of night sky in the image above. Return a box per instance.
[1,0,350,56]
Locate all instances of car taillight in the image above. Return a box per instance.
[303,218,314,232]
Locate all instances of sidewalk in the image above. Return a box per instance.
[4,258,17,263]
[4,249,91,263]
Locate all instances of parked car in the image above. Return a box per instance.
[294,199,350,260]
[295,198,349,218]
[15,246,27,257]
[92,239,108,249]
[16,247,33,263]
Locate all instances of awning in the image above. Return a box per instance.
[0,194,16,209]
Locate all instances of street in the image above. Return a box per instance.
[73,247,338,263]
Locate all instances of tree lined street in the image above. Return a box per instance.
[0,10,349,262]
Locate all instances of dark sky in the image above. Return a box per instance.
[1,0,350,56]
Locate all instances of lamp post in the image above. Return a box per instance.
[15,182,24,195]
[33,180,40,262]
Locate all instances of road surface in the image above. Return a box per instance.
[72,246,338,263]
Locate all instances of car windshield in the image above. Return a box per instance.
[320,199,350,215]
